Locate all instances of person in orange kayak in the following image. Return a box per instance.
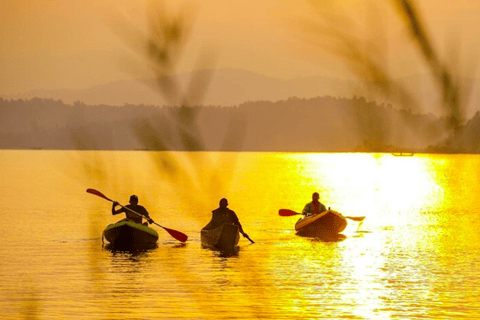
[302,192,327,217]
[112,194,153,225]
[203,198,249,239]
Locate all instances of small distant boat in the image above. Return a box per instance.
[295,210,347,237]
[201,223,240,252]
[103,219,159,250]
[392,152,414,156]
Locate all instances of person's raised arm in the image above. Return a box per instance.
[143,207,154,224]
[112,201,122,215]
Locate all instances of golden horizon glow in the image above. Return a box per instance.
[1,0,480,95]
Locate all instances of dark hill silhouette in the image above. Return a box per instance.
[4,69,479,120]
[0,96,461,152]
[2,69,359,108]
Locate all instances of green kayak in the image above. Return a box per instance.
[103,219,159,249]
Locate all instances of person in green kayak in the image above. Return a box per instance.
[112,194,153,225]
[302,192,327,217]
[203,198,249,239]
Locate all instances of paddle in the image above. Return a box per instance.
[86,188,188,242]
[278,209,302,216]
[244,234,255,244]
[344,216,366,222]
[278,209,365,221]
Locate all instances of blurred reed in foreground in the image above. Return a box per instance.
[109,0,244,210]
[299,0,477,146]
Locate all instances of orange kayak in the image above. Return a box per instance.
[295,210,347,237]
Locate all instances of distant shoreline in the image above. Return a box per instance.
[2,96,475,153]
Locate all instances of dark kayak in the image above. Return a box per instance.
[201,223,240,252]
[295,210,347,237]
[103,219,159,249]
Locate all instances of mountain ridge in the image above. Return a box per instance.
[4,69,477,118]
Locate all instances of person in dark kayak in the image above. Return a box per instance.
[112,194,153,225]
[302,192,327,217]
[203,198,249,238]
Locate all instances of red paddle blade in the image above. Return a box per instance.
[164,227,188,242]
[86,188,113,202]
[278,209,299,216]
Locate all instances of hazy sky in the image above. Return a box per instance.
[1,0,480,95]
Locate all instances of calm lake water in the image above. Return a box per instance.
[1,150,480,319]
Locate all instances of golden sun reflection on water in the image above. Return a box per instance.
[271,153,480,319]
[2,151,480,319]
[289,153,445,228]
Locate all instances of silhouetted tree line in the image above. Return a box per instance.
[428,111,480,153]
[0,96,474,152]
